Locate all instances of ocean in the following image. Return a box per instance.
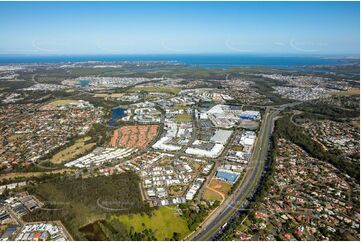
[0,54,356,69]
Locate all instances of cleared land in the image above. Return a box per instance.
[94,93,124,98]
[202,179,231,202]
[175,103,187,109]
[208,179,232,195]
[176,114,192,122]
[111,206,190,240]
[203,188,223,202]
[351,119,360,128]
[48,99,77,105]
[169,185,186,196]
[8,134,25,142]
[110,125,158,148]
[50,137,96,164]
[332,88,360,96]
[129,86,181,95]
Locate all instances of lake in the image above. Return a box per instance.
[109,107,126,127]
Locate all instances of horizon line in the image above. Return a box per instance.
[0,53,359,57]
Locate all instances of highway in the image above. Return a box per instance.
[190,107,276,241]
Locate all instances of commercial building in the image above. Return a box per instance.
[185,129,232,158]
[185,178,205,200]
[216,169,240,184]
[185,143,224,158]
[239,111,261,121]
[210,129,233,144]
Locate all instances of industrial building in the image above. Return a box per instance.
[216,169,240,184]
[239,111,261,121]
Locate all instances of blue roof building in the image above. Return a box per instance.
[239,111,261,121]
[216,170,240,184]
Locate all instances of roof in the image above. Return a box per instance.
[34,232,42,239]
[185,143,224,158]
[216,170,240,184]
[207,104,229,114]
[210,129,233,144]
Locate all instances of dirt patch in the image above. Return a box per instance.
[208,179,232,195]
[94,93,124,98]
[202,188,223,202]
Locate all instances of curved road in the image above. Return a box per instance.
[190,108,276,241]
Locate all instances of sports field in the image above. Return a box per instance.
[111,206,190,240]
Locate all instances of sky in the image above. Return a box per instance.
[0,1,359,56]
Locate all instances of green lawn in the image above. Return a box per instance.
[111,206,190,240]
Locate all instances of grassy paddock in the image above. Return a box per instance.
[175,114,192,122]
[94,93,124,98]
[48,99,77,105]
[351,119,360,128]
[50,136,95,164]
[111,206,190,240]
[203,188,223,202]
[0,169,74,182]
[332,88,360,97]
[128,86,181,95]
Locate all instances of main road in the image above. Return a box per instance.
[189,107,277,241]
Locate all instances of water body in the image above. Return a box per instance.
[78,79,90,87]
[0,54,355,68]
[109,107,126,127]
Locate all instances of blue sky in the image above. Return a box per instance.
[0,1,359,55]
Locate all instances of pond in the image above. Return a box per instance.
[78,79,90,87]
[109,107,126,127]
